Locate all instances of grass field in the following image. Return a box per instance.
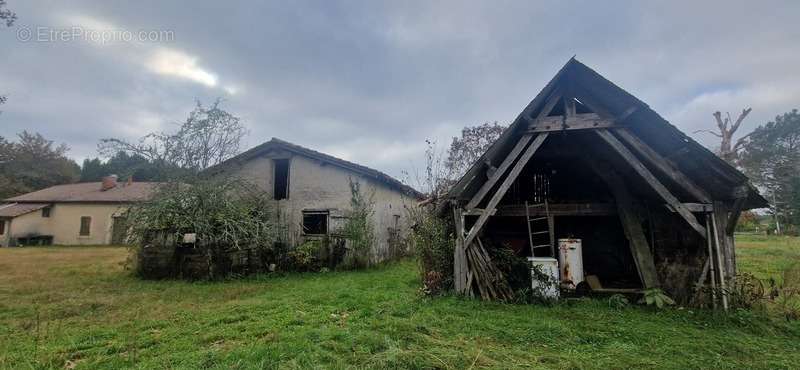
[1,237,799,369]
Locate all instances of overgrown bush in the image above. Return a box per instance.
[287,240,323,272]
[126,177,280,278]
[340,179,375,269]
[409,206,454,293]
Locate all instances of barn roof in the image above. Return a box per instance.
[205,138,423,198]
[4,182,161,203]
[448,58,767,209]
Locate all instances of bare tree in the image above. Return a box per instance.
[99,99,248,175]
[695,108,752,164]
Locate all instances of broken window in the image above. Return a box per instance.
[0,220,4,235]
[273,158,290,200]
[79,216,91,236]
[41,207,51,218]
[302,211,328,235]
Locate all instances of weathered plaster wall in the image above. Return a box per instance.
[1,203,127,246]
[220,150,415,263]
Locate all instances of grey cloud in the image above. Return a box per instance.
[1,1,798,181]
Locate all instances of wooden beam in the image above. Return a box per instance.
[464,202,712,217]
[528,113,617,133]
[465,134,533,210]
[615,128,712,203]
[595,129,707,238]
[587,159,660,288]
[464,134,549,248]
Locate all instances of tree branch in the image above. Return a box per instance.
[693,129,723,138]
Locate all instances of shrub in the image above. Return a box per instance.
[126,177,280,279]
[287,240,323,272]
[638,288,675,309]
[409,206,454,293]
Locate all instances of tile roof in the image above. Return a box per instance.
[4,182,162,203]
[0,203,50,218]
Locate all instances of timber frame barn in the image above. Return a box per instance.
[446,58,767,304]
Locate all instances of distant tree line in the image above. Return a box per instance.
[0,132,80,199]
[0,99,245,199]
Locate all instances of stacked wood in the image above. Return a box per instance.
[464,239,514,301]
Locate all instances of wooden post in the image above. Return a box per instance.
[710,210,729,311]
[595,129,707,238]
[453,206,468,294]
[704,214,718,309]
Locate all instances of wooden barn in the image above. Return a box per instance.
[446,58,767,305]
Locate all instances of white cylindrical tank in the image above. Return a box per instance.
[558,238,584,289]
[527,257,559,299]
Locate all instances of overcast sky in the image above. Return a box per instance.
[1,1,798,184]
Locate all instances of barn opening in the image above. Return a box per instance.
[273,158,290,200]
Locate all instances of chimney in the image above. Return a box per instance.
[101,175,118,191]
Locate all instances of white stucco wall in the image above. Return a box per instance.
[0,203,128,246]
[218,149,416,263]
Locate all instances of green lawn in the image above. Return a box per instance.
[1,238,799,369]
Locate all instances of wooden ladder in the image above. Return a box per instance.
[525,200,554,257]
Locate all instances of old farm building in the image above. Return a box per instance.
[206,138,422,263]
[447,59,767,303]
[0,177,160,247]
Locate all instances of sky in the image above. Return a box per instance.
[1,1,799,187]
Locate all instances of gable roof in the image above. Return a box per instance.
[448,58,767,209]
[4,182,162,203]
[205,138,423,198]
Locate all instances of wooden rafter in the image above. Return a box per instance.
[466,134,533,210]
[615,128,712,203]
[463,133,549,248]
[595,129,707,238]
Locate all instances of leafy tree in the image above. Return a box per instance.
[99,99,247,178]
[0,132,80,199]
[446,121,507,179]
[740,109,800,228]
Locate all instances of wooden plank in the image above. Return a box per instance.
[528,114,616,133]
[465,135,534,210]
[595,129,707,238]
[615,128,712,203]
[463,134,549,248]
